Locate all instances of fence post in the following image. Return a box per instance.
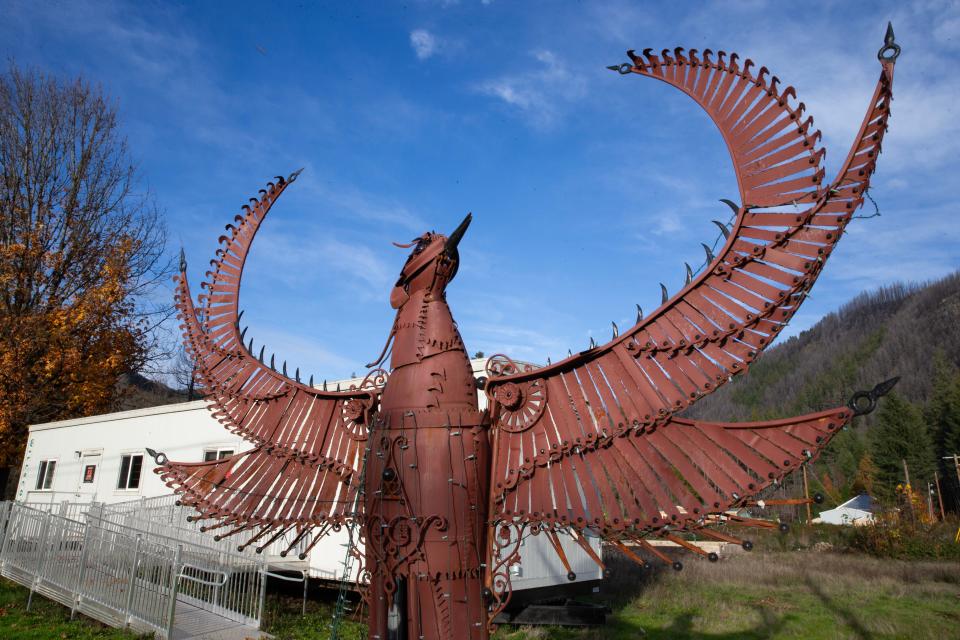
[71,518,94,620]
[123,534,142,627]
[87,502,102,529]
[26,510,53,611]
[0,502,11,550]
[302,569,308,617]
[257,555,268,624]
[213,569,223,611]
[0,502,17,571]
[164,544,183,639]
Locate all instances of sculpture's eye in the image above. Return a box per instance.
[412,235,431,256]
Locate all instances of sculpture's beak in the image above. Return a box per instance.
[445,213,472,257]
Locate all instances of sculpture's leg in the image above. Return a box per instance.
[403,564,487,639]
[365,420,489,640]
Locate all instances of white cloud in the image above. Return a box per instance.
[247,223,395,300]
[475,49,587,129]
[241,326,359,379]
[295,170,428,233]
[410,29,439,60]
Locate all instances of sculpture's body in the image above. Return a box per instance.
[154,28,900,640]
[363,221,491,637]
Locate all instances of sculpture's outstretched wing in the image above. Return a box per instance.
[153,173,384,548]
[493,405,852,528]
[486,42,897,535]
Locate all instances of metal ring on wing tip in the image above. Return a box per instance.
[847,391,876,416]
[146,448,169,465]
[877,44,900,62]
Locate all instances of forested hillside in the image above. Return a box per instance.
[687,270,960,512]
[116,373,189,411]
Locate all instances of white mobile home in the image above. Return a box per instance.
[17,359,602,591]
[812,494,877,526]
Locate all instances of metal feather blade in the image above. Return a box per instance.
[712,219,731,240]
[719,198,740,216]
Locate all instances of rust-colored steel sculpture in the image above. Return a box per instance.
[152,27,900,640]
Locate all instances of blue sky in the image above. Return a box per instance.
[3,0,959,382]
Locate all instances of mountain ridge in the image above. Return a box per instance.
[686,270,960,426]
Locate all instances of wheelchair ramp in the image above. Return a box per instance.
[172,599,266,640]
[0,501,270,639]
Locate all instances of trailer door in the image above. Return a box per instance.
[76,449,103,499]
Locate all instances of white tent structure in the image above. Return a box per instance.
[813,494,877,526]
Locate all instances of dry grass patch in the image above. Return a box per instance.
[494,548,960,640]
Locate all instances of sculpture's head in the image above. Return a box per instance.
[390,213,471,308]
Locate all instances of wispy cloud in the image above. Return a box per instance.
[296,171,428,233]
[475,50,586,129]
[467,322,565,362]
[240,325,361,381]
[245,225,395,303]
[410,29,439,59]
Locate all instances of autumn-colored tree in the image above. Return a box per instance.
[0,63,168,474]
[851,452,878,496]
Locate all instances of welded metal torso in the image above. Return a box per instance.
[364,245,490,639]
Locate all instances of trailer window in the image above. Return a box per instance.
[35,459,56,490]
[117,454,143,490]
[203,448,234,462]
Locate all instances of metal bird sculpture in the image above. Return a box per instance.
[154,28,899,640]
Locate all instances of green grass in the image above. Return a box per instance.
[493,549,960,640]
[0,577,146,639]
[6,548,958,640]
[259,549,960,640]
[260,592,366,640]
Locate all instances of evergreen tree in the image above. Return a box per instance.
[925,353,960,511]
[869,392,936,501]
[925,353,960,460]
[814,427,866,502]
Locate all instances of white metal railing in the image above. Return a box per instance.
[88,502,266,627]
[0,501,267,638]
[22,499,94,521]
[102,495,312,560]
